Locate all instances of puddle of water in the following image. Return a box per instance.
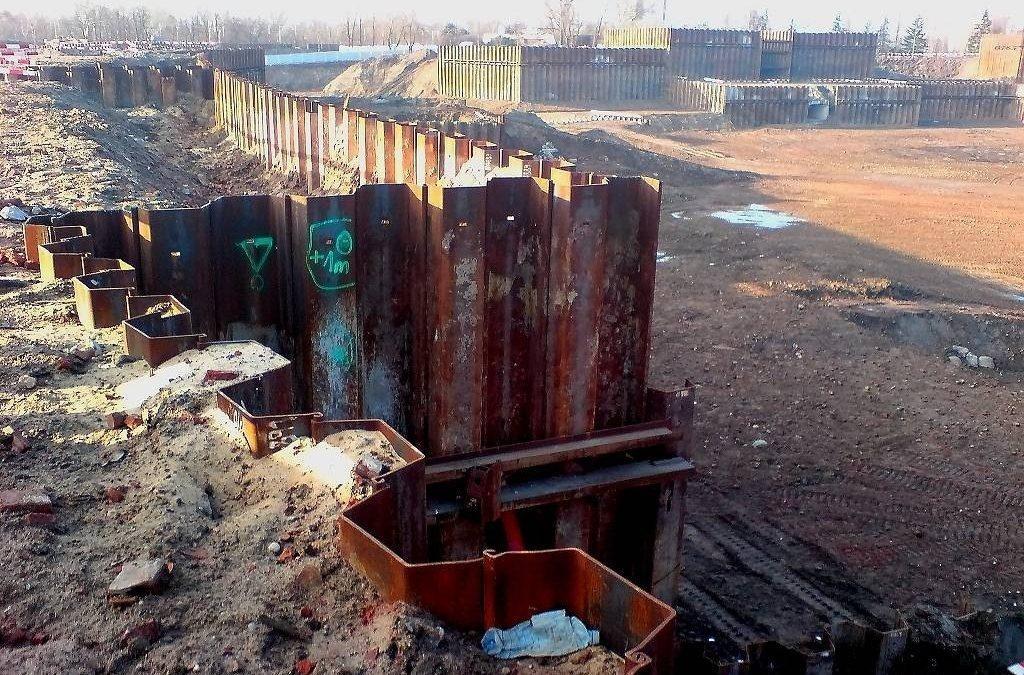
[656,251,675,263]
[710,204,802,229]
[670,211,690,220]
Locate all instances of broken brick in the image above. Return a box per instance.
[123,414,145,430]
[0,489,53,513]
[201,369,240,385]
[277,545,297,564]
[24,512,56,528]
[104,486,126,503]
[119,619,161,648]
[294,658,315,675]
[103,411,127,429]
[10,431,31,453]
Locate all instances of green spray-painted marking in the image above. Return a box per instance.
[306,217,355,291]
[236,235,274,291]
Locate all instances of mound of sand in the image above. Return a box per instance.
[323,49,438,99]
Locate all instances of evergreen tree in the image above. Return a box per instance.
[966,9,992,54]
[832,13,845,32]
[901,16,927,54]
[877,17,892,52]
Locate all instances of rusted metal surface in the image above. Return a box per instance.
[208,195,291,349]
[339,444,677,674]
[415,128,440,185]
[216,358,315,458]
[288,194,361,418]
[594,177,661,430]
[425,184,487,455]
[123,294,204,367]
[546,181,608,437]
[137,206,217,336]
[52,208,139,268]
[353,184,423,436]
[39,234,94,282]
[482,177,551,446]
[73,259,137,329]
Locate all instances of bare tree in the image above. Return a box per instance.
[546,0,582,46]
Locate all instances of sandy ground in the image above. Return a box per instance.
[521,114,1024,653]
[0,81,296,211]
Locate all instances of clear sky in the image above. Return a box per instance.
[23,0,1022,46]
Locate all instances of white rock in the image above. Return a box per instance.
[947,356,963,366]
[751,439,768,448]
[16,375,37,390]
[978,356,995,369]
[948,345,970,358]
[966,354,980,368]
[267,541,282,555]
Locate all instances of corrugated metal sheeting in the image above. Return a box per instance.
[602,27,876,81]
[437,45,665,102]
[790,32,878,80]
[37,61,211,109]
[197,46,266,82]
[666,29,762,80]
[671,77,1023,127]
[668,79,920,127]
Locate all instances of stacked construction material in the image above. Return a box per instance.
[0,44,39,81]
[437,45,665,102]
[916,79,1023,123]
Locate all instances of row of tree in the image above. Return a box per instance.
[745,9,1006,55]
[0,2,1010,53]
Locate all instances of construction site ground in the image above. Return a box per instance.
[4,77,1024,669]
[523,112,1024,654]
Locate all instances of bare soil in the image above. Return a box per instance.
[0,81,297,211]
[527,113,1024,653]
[0,88,618,674]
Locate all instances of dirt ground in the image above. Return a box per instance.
[525,114,1024,654]
[0,85,619,674]
[0,81,296,211]
[6,70,1024,669]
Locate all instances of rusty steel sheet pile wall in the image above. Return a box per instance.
[666,29,763,80]
[23,181,689,675]
[36,61,211,109]
[977,32,1024,82]
[21,49,702,673]
[436,45,666,102]
[197,46,266,82]
[760,30,795,79]
[669,80,812,126]
[213,69,504,191]
[602,26,877,82]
